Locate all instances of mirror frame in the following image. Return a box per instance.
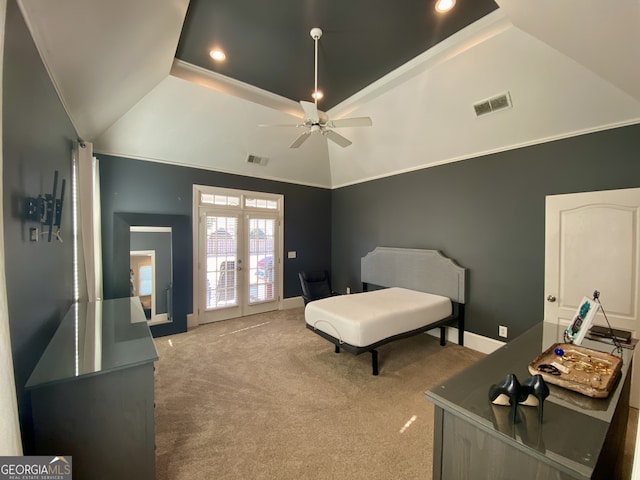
[113,213,190,337]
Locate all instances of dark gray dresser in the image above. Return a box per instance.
[426,322,634,480]
[26,297,158,480]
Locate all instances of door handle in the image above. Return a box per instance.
[546,295,556,302]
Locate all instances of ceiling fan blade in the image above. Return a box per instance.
[327,117,373,128]
[325,130,352,148]
[289,131,312,148]
[258,123,302,128]
[299,101,320,123]
[259,28,373,151]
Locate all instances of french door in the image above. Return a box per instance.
[195,187,282,324]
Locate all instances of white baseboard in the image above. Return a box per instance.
[633,418,640,480]
[282,296,305,309]
[280,299,503,354]
[427,327,505,355]
[148,313,169,326]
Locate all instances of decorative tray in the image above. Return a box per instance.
[528,343,622,398]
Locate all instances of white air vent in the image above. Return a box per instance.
[247,154,268,166]
[473,92,512,117]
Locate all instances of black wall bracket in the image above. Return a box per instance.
[24,170,66,242]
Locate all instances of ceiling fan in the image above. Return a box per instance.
[261,27,372,149]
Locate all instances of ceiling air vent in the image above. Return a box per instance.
[473,92,512,117]
[247,154,268,166]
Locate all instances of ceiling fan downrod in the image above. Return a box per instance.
[258,26,371,149]
[310,27,322,105]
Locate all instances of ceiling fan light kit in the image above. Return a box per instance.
[260,27,372,149]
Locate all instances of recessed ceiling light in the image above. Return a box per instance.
[312,90,323,101]
[435,0,455,13]
[209,49,226,62]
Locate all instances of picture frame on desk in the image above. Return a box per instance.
[565,296,599,345]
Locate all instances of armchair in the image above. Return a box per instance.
[298,270,336,305]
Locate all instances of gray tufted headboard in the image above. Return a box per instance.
[360,247,466,304]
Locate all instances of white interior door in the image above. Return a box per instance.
[544,187,640,407]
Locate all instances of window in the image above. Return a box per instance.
[200,191,279,211]
[139,265,153,296]
[245,197,278,210]
[200,193,240,207]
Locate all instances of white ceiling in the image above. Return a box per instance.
[17,0,640,189]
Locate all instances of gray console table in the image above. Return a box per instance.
[426,322,633,480]
[26,297,158,480]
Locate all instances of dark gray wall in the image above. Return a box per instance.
[4,0,638,451]
[98,154,332,310]
[331,123,640,341]
[3,0,76,451]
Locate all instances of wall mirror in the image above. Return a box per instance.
[129,226,172,324]
[113,213,190,337]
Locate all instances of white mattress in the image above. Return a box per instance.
[305,287,452,347]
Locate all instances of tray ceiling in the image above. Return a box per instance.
[16,0,640,188]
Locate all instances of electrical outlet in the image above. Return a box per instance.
[499,325,508,338]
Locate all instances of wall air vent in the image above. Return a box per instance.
[247,154,268,166]
[473,91,512,117]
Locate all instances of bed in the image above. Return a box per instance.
[305,247,466,375]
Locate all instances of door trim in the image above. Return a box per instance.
[192,185,284,325]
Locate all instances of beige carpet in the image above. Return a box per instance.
[153,307,485,480]
[153,308,638,479]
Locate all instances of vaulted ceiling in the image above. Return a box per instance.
[16,0,640,188]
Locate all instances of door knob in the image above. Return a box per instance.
[546,295,556,302]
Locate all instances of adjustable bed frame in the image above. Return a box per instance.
[305,247,467,375]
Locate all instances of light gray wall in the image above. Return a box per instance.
[331,124,640,341]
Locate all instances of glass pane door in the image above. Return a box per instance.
[248,217,276,304]
[196,187,282,324]
[201,213,242,322]
[245,215,279,316]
